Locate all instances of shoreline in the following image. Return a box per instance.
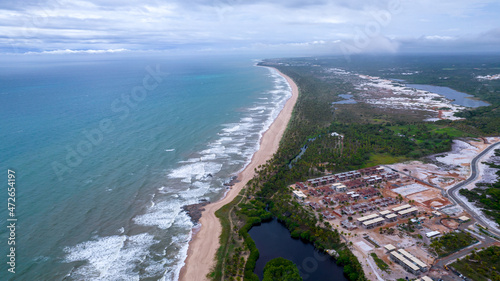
[179,67,299,281]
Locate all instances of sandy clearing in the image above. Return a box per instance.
[179,67,299,281]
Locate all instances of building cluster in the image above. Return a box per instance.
[321,210,338,220]
[304,166,398,188]
[392,204,418,218]
[385,245,428,275]
[292,163,476,279]
[294,166,402,208]
[339,203,420,230]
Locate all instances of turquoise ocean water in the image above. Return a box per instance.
[0,55,292,280]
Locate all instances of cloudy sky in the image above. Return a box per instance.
[1,0,500,55]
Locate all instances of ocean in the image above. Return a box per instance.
[0,54,292,280]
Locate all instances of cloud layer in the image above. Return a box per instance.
[1,0,499,55]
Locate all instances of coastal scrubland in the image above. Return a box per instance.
[451,246,500,281]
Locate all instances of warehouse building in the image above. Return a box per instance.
[398,249,428,272]
[392,204,412,212]
[362,217,385,229]
[398,207,418,218]
[390,251,420,275]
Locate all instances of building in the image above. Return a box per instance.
[295,182,307,190]
[459,216,470,222]
[341,219,358,230]
[390,251,421,275]
[330,132,344,138]
[307,175,338,187]
[415,277,433,281]
[293,190,307,200]
[380,210,392,216]
[375,197,397,207]
[334,194,350,204]
[384,244,396,253]
[385,213,398,222]
[308,202,321,210]
[308,189,321,197]
[358,203,376,213]
[385,172,400,180]
[425,231,441,238]
[362,217,385,229]
[383,197,397,205]
[323,197,334,205]
[398,207,418,218]
[317,186,334,196]
[322,211,337,220]
[359,166,380,176]
[332,183,347,192]
[358,187,380,198]
[356,213,379,225]
[337,174,346,181]
[398,249,428,272]
[431,211,442,217]
[392,204,412,212]
[341,206,355,215]
[345,179,365,189]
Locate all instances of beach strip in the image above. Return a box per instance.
[179,67,299,281]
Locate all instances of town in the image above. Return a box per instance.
[291,158,488,280]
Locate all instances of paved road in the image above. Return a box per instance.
[446,141,500,236]
[431,141,500,280]
[435,224,496,267]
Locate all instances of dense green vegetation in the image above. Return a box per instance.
[451,246,500,281]
[459,149,500,224]
[370,253,390,272]
[262,258,302,281]
[211,55,500,281]
[286,122,456,178]
[429,231,477,257]
[211,192,247,281]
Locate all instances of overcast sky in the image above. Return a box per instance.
[1,0,500,55]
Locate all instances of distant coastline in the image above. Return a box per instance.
[179,66,299,280]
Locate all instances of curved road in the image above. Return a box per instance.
[446,141,500,236]
[433,142,500,280]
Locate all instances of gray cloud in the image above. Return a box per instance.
[0,0,499,54]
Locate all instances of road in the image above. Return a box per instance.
[434,221,497,268]
[432,141,500,280]
[446,141,500,236]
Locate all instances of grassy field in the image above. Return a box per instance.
[364,154,409,167]
[370,253,390,272]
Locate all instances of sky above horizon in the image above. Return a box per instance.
[1,0,500,56]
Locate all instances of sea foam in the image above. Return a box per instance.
[62,66,293,281]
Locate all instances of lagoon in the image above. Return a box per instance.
[249,219,348,281]
[406,83,489,108]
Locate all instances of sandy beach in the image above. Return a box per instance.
[179,67,299,281]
